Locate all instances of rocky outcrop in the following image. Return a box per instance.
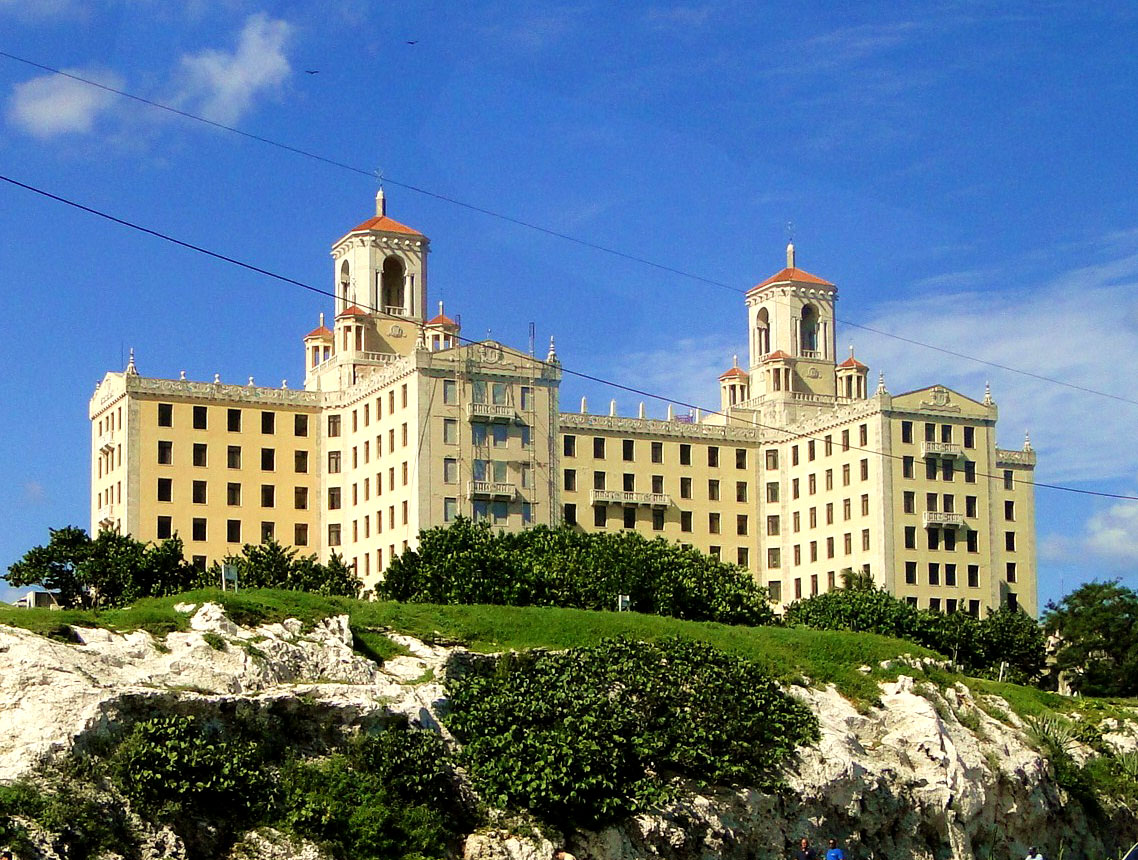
[2,606,1136,860]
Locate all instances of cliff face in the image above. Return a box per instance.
[1,605,1135,860]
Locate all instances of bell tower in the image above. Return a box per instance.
[329,189,429,321]
[744,243,838,398]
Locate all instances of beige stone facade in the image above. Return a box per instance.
[89,197,1036,614]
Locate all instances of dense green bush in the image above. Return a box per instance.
[1043,580,1138,697]
[277,725,463,860]
[0,777,135,860]
[213,538,360,598]
[784,586,1046,681]
[380,519,774,626]
[445,636,818,826]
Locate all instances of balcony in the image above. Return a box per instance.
[921,441,963,458]
[97,431,114,453]
[800,349,822,359]
[382,306,407,317]
[590,490,671,507]
[468,403,515,422]
[97,503,114,524]
[469,481,515,499]
[923,511,964,528]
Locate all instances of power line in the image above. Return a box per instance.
[3,170,1135,503]
[3,48,1135,409]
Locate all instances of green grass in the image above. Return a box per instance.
[3,588,1134,715]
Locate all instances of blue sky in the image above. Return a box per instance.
[2,1,1137,608]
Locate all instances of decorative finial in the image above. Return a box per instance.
[983,381,993,406]
[319,312,325,328]
[179,370,186,380]
[732,353,738,368]
[247,376,255,386]
[667,404,675,420]
[580,396,588,414]
[438,300,444,316]
[1024,431,1033,451]
[214,373,221,384]
[125,348,138,376]
[786,241,796,268]
[376,186,386,217]
[281,379,288,389]
[638,402,646,419]
[609,399,617,417]
[849,344,855,358]
[876,371,888,395]
[546,336,559,364]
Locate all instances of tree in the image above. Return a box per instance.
[6,527,197,609]
[1043,580,1138,697]
[217,539,360,598]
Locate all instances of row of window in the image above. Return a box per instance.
[566,470,751,500]
[790,495,872,530]
[791,531,872,564]
[900,421,977,448]
[328,467,409,509]
[769,567,871,603]
[901,493,1015,520]
[95,406,123,437]
[464,381,534,410]
[903,561,1018,586]
[156,479,309,509]
[95,445,121,478]
[158,403,311,436]
[326,383,411,437]
[156,516,306,546]
[791,424,870,464]
[328,501,413,543]
[157,442,309,472]
[788,461,871,497]
[564,436,751,469]
[903,526,983,552]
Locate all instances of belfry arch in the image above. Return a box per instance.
[381,256,406,314]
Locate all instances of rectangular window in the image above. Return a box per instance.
[1007,561,1017,582]
[862,529,870,551]
[967,531,979,553]
[904,525,916,549]
[564,468,577,491]
[680,477,692,499]
[227,519,241,543]
[859,424,868,446]
[193,443,207,467]
[766,482,779,502]
[228,408,242,432]
[942,460,954,481]
[623,473,635,492]
[844,533,852,554]
[295,523,308,546]
[681,511,693,532]
[327,415,341,437]
[825,502,834,524]
[491,425,507,447]
[589,437,606,460]
[157,477,173,502]
[925,422,936,442]
[792,478,799,499]
[765,449,779,470]
[708,446,719,467]
[1005,500,1015,520]
[767,515,780,536]
[623,439,635,461]
[623,507,636,529]
[563,503,577,526]
[901,421,912,443]
[860,458,869,480]
[792,445,799,466]
[158,403,173,427]
[902,456,914,478]
[328,487,341,510]
[826,537,834,559]
[736,514,748,536]
[737,547,749,567]
[227,482,241,506]
[192,480,207,504]
[1003,469,1014,490]
[966,495,977,517]
[652,474,663,494]
[736,481,748,502]
[594,504,607,527]
[593,470,606,490]
[1005,531,1016,551]
[292,450,307,474]
[767,548,781,569]
[708,479,720,501]
[928,528,940,550]
[709,513,721,534]
[824,435,833,456]
[945,563,957,587]
[328,524,341,546]
[294,414,308,437]
[652,508,664,531]
[736,448,747,469]
[808,441,816,461]
[680,444,692,466]
[968,564,980,588]
[651,441,663,463]
[261,485,275,508]
[328,451,341,473]
[261,448,275,471]
[903,491,915,514]
[792,511,800,532]
[564,435,576,457]
[928,563,940,586]
[443,419,458,445]
[261,411,275,434]
[926,458,938,480]
[193,405,207,430]
[964,426,975,448]
[157,515,172,539]
[794,544,801,564]
[843,498,852,520]
[842,429,850,451]
[809,541,818,562]
[808,474,816,495]
[809,507,817,528]
[861,494,869,515]
[944,530,957,551]
[192,517,206,542]
[443,379,457,405]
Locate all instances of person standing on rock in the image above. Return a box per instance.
[826,838,846,860]
[795,837,818,860]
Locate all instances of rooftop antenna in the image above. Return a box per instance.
[785,221,796,267]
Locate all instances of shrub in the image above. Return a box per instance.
[380,519,774,626]
[445,636,818,826]
[213,539,360,598]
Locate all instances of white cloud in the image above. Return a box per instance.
[173,13,291,124]
[608,333,745,418]
[6,68,122,137]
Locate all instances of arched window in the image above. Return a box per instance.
[381,256,406,314]
[339,260,350,303]
[755,307,770,356]
[801,305,818,353]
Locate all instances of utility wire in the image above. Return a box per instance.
[2,49,1135,409]
[3,171,1136,502]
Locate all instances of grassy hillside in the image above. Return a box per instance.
[2,588,1135,719]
